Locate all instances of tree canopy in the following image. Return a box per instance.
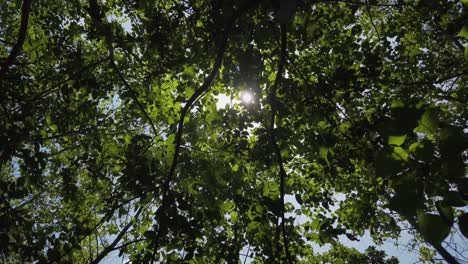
[0,0,467,263]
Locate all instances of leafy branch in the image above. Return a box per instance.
[150,2,261,259]
[364,0,382,40]
[90,207,144,264]
[268,22,293,264]
[86,0,159,138]
[318,0,407,7]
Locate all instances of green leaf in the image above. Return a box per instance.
[390,100,404,108]
[268,72,276,82]
[409,139,434,162]
[415,109,438,136]
[457,25,468,38]
[30,50,37,61]
[388,191,423,217]
[49,124,58,132]
[221,201,235,212]
[465,47,468,62]
[247,204,263,220]
[388,135,406,146]
[444,191,467,207]
[185,88,195,98]
[295,193,303,205]
[311,219,322,230]
[166,134,176,145]
[375,149,403,178]
[263,181,280,198]
[319,146,329,163]
[391,106,422,133]
[435,201,454,225]
[45,115,53,125]
[442,156,466,180]
[392,147,409,161]
[417,213,451,245]
[246,221,260,232]
[230,211,238,223]
[439,126,468,158]
[143,230,156,239]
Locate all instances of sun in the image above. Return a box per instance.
[241,91,254,104]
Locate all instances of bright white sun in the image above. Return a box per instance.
[241,91,254,104]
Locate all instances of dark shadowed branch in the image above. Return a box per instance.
[90,207,144,264]
[268,22,293,264]
[0,0,33,81]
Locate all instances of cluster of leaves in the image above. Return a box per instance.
[0,0,467,263]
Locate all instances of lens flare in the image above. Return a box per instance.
[241,91,253,104]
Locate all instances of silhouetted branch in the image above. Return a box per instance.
[0,0,33,80]
[57,194,142,261]
[86,0,159,138]
[318,0,406,7]
[386,71,467,86]
[433,243,460,264]
[112,238,147,251]
[111,61,160,137]
[268,22,293,264]
[151,1,261,261]
[403,212,460,264]
[365,0,382,40]
[90,207,143,264]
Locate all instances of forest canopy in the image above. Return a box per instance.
[0,0,467,263]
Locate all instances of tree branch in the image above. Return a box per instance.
[112,238,147,251]
[0,0,33,81]
[90,207,143,264]
[365,0,382,40]
[385,71,467,86]
[151,1,260,260]
[403,213,460,264]
[150,13,233,262]
[317,0,407,7]
[86,0,159,138]
[268,22,293,264]
[57,194,141,261]
[432,243,460,264]
[111,61,160,138]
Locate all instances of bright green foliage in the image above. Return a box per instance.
[0,0,467,263]
[309,244,398,264]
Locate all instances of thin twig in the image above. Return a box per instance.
[90,207,144,264]
[111,61,159,137]
[86,0,159,138]
[112,238,148,251]
[365,0,382,40]
[243,245,251,264]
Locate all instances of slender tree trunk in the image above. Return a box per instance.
[406,218,459,264]
[433,243,459,264]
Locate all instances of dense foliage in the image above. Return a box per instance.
[1,0,467,263]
